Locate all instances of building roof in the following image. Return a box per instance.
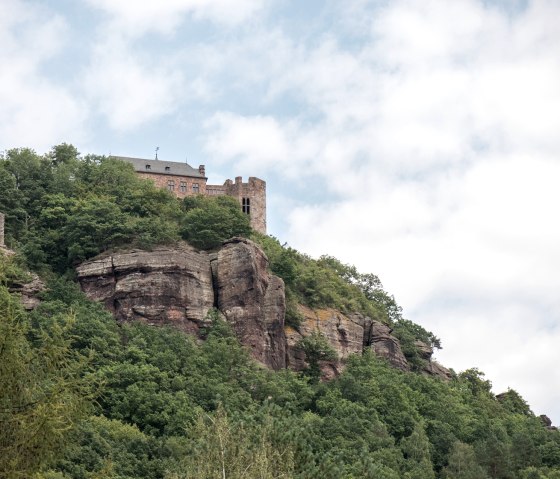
[115,156,206,178]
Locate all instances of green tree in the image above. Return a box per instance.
[442,441,489,479]
[400,423,435,479]
[297,331,337,383]
[181,195,251,249]
[169,405,294,479]
[0,286,91,478]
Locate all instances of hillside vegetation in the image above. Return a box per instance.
[1,145,559,479]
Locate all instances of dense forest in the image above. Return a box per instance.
[1,145,559,479]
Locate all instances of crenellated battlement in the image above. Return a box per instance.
[115,156,267,234]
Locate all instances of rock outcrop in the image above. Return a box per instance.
[285,306,410,378]
[76,244,214,335]
[415,340,453,380]
[214,238,286,370]
[77,238,450,379]
[77,239,286,370]
[8,274,46,310]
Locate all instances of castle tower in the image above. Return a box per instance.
[223,177,267,234]
[0,212,5,248]
[116,156,267,235]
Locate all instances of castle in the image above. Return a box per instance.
[114,156,266,234]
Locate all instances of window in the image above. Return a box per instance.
[167,180,175,191]
[145,164,151,170]
[242,197,251,215]
[192,183,200,193]
[180,182,187,193]
[165,166,170,171]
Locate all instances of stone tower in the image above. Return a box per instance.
[0,212,4,248]
[116,156,267,235]
[223,177,267,234]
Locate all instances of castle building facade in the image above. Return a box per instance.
[115,156,266,234]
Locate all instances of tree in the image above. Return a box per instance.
[400,423,436,479]
[169,405,294,479]
[181,196,251,249]
[297,331,337,383]
[442,441,489,479]
[0,286,91,478]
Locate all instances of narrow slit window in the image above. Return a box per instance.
[242,197,251,215]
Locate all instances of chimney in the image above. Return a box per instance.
[0,212,4,247]
[198,165,206,176]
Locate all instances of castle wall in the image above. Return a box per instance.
[0,212,4,247]
[138,172,208,199]
[223,177,266,234]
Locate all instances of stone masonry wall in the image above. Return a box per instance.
[136,169,267,234]
[137,172,208,199]
[223,177,266,234]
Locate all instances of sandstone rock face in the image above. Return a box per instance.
[414,340,453,381]
[366,320,410,371]
[414,340,434,361]
[423,360,453,381]
[214,237,286,370]
[77,244,214,334]
[9,274,46,310]
[285,306,366,378]
[76,239,451,381]
[285,307,410,378]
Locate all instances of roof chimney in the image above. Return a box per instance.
[198,165,205,176]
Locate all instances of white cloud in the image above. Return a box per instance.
[83,36,185,132]
[85,0,266,35]
[201,0,560,422]
[0,0,87,151]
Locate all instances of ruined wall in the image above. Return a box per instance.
[222,177,267,234]
[0,212,4,247]
[137,172,208,199]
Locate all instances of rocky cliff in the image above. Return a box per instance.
[76,238,450,379]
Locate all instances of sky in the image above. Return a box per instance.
[1,0,559,423]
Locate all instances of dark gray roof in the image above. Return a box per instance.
[115,156,205,178]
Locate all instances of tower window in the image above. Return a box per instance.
[167,180,175,191]
[192,183,200,193]
[242,197,251,215]
[180,182,186,192]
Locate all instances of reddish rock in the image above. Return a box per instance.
[215,237,286,370]
[77,243,214,334]
[9,274,46,310]
[367,320,410,371]
[285,306,366,377]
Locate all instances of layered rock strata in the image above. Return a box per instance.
[77,244,214,335]
[214,238,286,370]
[285,306,409,379]
[76,239,286,370]
[77,238,448,379]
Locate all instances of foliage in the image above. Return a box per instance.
[168,405,295,479]
[1,144,560,478]
[297,331,337,382]
[0,285,91,478]
[0,146,252,273]
[180,195,251,250]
